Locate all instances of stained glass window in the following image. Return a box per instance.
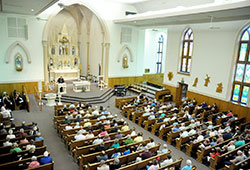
[180,28,193,73]
[156,34,164,73]
[239,43,247,61]
[232,84,241,102]
[232,25,250,105]
[241,86,249,104]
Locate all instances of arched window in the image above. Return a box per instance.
[232,26,250,105]
[180,28,193,73]
[156,34,164,73]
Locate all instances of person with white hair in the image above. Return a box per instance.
[28,156,40,168]
[74,122,80,129]
[1,103,12,118]
[7,129,16,139]
[160,154,173,167]
[3,136,13,146]
[65,123,72,130]
[97,160,110,170]
[40,151,53,165]
[74,131,86,141]
[181,159,192,170]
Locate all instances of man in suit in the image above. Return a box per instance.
[57,76,65,92]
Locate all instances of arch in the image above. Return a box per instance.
[117,45,134,63]
[5,41,31,64]
[42,2,110,43]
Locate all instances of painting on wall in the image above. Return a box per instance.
[15,53,23,71]
[122,55,128,69]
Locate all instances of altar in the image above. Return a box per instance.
[73,81,90,92]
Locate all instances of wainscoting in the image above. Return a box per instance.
[162,84,250,122]
[108,73,164,88]
[0,81,40,94]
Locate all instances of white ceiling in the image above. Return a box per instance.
[114,0,250,27]
[1,0,58,15]
[131,0,215,13]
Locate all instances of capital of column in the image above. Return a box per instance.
[104,43,110,48]
[42,40,48,47]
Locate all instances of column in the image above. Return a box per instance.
[101,32,105,75]
[42,41,49,89]
[104,43,110,83]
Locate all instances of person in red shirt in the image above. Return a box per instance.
[28,156,40,169]
[210,147,221,158]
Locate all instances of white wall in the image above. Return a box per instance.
[0,14,45,83]
[163,20,250,101]
[143,29,167,74]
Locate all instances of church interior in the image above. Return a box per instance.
[0,0,250,170]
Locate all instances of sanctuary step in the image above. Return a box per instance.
[42,88,114,105]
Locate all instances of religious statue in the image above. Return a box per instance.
[51,46,55,55]
[216,83,223,93]
[59,45,62,55]
[15,53,23,71]
[49,58,54,67]
[122,55,128,69]
[204,74,210,87]
[74,58,78,67]
[193,77,198,87]
[72,46,75,55]
[168,72,173,81]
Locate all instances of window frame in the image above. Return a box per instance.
[231,26,250,105]
[156,34,164,74]
[179,28,193,74]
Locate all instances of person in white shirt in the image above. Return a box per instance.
[65,123,73,130]
[74,132,86,141]
[1,104,12,118]
[92,109,99,116]
[179,123,186,131]
[7,129,16,139]
[74,122,80,129]
[188,128,196,136]
[78,126,86,134]
[93,136,103,145]
[160,154,173,167]
[3,136,13,146]
[146,138,156,148]
[180,130,189,138]
[194,132,204,142]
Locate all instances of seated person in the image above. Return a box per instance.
[97,160,110,170]
[123,146,131,155]
[181,160,192,170]
[148,159,159,170]
[115,130,123,139]
[10,143,22,153]
[111,148,121,158]
[110,158,121,170]
[141,148,152,160]
[234,136,245,147]
[134,132,143,143]
[1,103,12,118]
[14,92,25,108]
[146,138,156,148]
[74,131,86,141]
[160,154,173,166]
[110,139,120,149]
[20,135,29,144]
[97,151,108,162]
[103,134,111,142]
[224,150,247,165]
[93,136,103,145]
[35,133,44,141]
[2,92,14,110]
[121,122,129,132]
[7,129,16,139]
[123,135,134,145]
[40,151,53,165]
[28,156,40,169]
[95,143,107,152]
[3,136,13,146]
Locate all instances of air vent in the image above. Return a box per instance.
[125,11,137,16]
[120,27,132,43]
[7,17,28,39]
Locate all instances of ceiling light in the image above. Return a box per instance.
[31,9,34,12]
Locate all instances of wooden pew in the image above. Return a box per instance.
[84,144,163,170]
[79,139,150,166]
[72,133,137,162]
[25,162,54,170]
[157,157,183,170]
[0,145,47,164]
[209,143,250,170]
[196,135,239,163]
[224,156,250,170]
[0,155,44,169]
[0,140,44,155]
[117,150,171,170]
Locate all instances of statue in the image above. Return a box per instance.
[204,74,210,87]
[216,83,223,93]
[193,77,198,87]
[168,72,173,81]
[122,55,128,69]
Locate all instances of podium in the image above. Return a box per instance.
[45,93,56,106]
[57,83,67,94]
